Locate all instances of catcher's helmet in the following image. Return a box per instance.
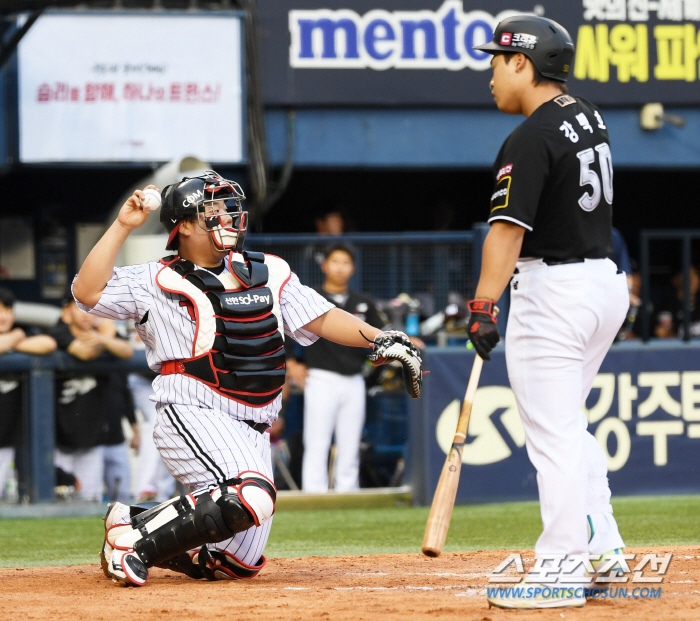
[160,171,247,253]
[474,15,574,82]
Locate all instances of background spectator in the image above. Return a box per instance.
[655,265,700,339]
[47,298,132,501]
[0,287,56,499]
[100,371,138,503]
[296,242,385,493]
[129,368,176,503]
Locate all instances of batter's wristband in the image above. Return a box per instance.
[468,299,498,322]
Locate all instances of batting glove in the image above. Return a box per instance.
[467,300,500,361]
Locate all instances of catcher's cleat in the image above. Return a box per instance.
[99,502,131,578]
[487,582,585,609]
[109,549,149,587]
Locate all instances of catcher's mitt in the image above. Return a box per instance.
[366,330,423,399]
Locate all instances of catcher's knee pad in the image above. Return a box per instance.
[112,472,276,568]
[194,546,266,581]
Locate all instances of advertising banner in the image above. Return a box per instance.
[410,345,700,505]
[18,12,244,163]
[259,0,700,106]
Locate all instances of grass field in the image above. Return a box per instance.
[1,495,698,568]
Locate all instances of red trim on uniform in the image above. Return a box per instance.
[159,255,181,267]
[239,470,276,489]
[214,312,273,323]
[156,264,202,358]
[218,549,267,572]
[210,385,282,408]
[215,329,279,340]
[278,270,293,307]
[229,264,250,289]
[166,221,183,249]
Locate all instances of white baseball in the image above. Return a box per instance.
[142,188,161,212]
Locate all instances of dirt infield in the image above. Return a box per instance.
[1,546,698,620]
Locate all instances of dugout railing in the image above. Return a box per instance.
[245,230,481,315]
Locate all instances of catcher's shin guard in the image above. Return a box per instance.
[111,472,276,570]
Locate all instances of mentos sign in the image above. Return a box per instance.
[289,1,518,70]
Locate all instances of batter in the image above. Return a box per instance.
[72,171,423,586]
[467,16,628,609]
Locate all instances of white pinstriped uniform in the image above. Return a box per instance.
[76,253,333,567]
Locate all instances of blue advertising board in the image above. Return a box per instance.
[410,342,700,505]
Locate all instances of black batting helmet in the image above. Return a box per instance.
[474,15,574,82]
[160,171,247,253]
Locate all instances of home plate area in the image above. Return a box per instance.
[1,547,698,620]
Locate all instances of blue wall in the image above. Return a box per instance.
[266,108,700,169]
[411,342,700,506]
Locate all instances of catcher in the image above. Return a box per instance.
[72,171,423,586]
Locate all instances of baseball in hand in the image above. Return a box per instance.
[141,188,161,212]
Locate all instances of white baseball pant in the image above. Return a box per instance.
[54,446,104,502]
[152,404,274,567]
[302,369,366,493]
[506,258,628,568]
[128,374,176,501]
[102,443,132,503]
[0,447,14,498]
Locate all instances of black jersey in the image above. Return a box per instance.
[0,376,21,448]
[303,288,385,376]
[488,95,613,261]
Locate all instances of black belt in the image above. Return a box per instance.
[541,257,585,266]
[244,420,270,434]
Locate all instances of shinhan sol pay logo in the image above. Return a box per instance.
[289,1,522,71]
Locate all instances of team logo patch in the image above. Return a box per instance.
[490,175,511,213]
[496,164,513,182]
[500,32,512,46]
[510,33,537,50]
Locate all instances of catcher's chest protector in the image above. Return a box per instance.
[155,251,290,407]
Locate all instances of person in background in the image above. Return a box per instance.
[47,297,132,501]
[315,206,346,236]
[611,227,641,309]
[128,362,176,502]
[100,371,139,503]
[655,265,700,339]
[0,287,56,498]
[297,242,386,492]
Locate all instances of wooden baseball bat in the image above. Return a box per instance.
[421,353,484,557]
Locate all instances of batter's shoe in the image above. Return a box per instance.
[588,548,626,584]
[109,549,149,587]
[99,502,131,578]
[487,582,585,609]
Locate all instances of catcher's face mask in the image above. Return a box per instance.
[196,179,247,253]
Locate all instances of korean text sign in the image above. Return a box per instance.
[18,12,244,163]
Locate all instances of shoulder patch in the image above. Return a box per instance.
[553,95,576,107]
[496,164,513,182]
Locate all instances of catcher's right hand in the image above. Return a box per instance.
[367,330,423,399]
